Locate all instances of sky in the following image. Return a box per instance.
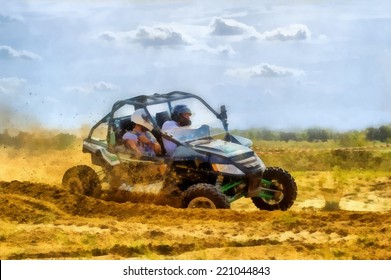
[1,0,391,133]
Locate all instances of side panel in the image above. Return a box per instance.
[83,141,120,166]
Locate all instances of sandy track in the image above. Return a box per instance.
[0,180,390,260]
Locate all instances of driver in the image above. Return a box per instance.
[123,109,162,157]
[161,104,192,156]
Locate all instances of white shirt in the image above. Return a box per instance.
[161,120,179,156]
[122,131,156,156]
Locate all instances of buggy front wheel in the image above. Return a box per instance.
[252,167,297,211]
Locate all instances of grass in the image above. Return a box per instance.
[254,140,391,172]
[1,138,390,185]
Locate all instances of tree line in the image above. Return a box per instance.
[1,123,390,150]
[0,130,76,150]
[232,124,391,145]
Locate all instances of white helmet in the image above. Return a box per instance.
[131,109,153,131]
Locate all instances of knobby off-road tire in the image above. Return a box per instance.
[62,165,102,198]
[182,183,230,209]
[252,167,297,211]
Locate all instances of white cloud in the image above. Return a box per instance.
[188,43,235,55]
[98,32,117,42]
[0,45,41,60]
[209,18,311,42]
[96,19,309,58]
[93,81,119,92]
[63,85,90,94]
[97,25,191,47]
[261,24,311,41]
[97,24,235,55]
[209,17,259,38]
[0,77,27,95]
[226,63,305,78]
[133,25,190,47]
[64,81,119,94]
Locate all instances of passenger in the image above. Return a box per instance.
[161,105,192,156]
[123,109,162,157]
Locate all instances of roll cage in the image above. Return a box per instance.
[86,91,229,149]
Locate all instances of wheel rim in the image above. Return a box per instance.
[262,180,284,205]
[187,197,217,209]
[67,178,84,194]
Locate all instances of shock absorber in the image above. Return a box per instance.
[215,175,224,189]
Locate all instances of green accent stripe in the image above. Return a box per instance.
[102,149,120,163]
[221,181,243,193]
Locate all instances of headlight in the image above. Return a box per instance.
[212,163,245,175]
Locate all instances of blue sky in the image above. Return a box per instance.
[1,0,390,132]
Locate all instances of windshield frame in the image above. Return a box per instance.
[85,91,229,148]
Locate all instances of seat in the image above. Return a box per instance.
[120,118,135,132]
[155,111,171,128]
[115,118,135,145]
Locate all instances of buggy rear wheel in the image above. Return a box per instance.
[62,165,101,198]
[252,167,297,211]
[182,183,230,209]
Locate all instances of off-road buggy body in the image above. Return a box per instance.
[63,91,297,210]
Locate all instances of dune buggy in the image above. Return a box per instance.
[62,91,297,210]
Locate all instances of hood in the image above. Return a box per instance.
[191,139,253,157]
[188,138,266,173]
